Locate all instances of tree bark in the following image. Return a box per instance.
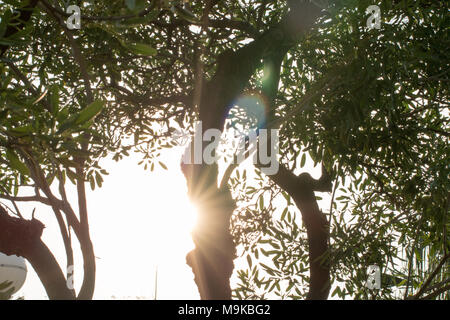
[183,163,236,299]
[75,169,96,300]
[257,31,331,298]
[76,228,96,300]
[269,165,332,299]
[181,1,324,299]
[0,206,75,299]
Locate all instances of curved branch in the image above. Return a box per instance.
[257,34,331,299]
[0,206,75,299]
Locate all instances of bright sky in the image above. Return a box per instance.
[13,146,203,299]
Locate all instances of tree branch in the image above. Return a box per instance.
[38,3,97,299]
[413,252,450,299]
[419,284,450,300]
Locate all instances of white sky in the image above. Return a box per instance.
[12,146,204,299]
[6,129,326,300]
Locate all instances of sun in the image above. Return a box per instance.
[17,151,202,299]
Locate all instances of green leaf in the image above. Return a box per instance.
[89,175,95,190]
[6,149,29,176]
[286,281,295,292]
[259,195,264,210]
[300,153,306,168]
[171,5,200,24]
[281,207,288,221]
[57,107,69,123]
[282,191,291,204]
[119,9,160,27]
[66,170,82,185]
[75,100,105,125]
[56,118,76,134]
[95,171,103,188]
[124,42,157,56]
[159,161,167,170]
[8,125,33,137]
[246,254,252,268]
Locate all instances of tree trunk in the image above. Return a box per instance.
[182,162,236,299]
[292,188,330,299]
